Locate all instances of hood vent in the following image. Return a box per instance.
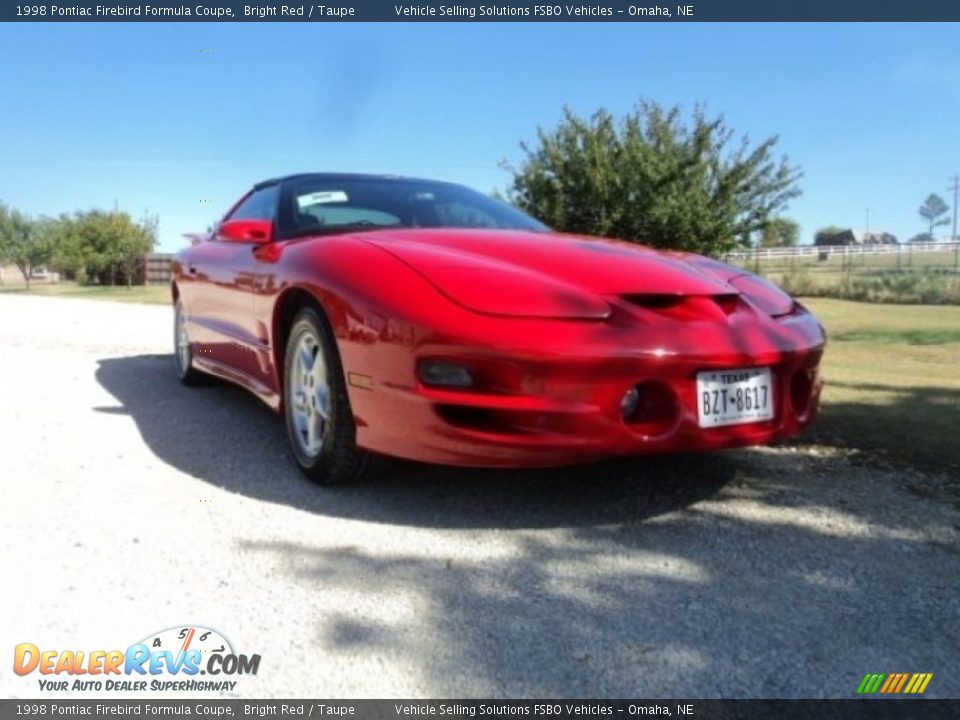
[621,293,741,321]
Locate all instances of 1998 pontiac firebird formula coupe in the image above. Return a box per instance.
[172,173,825,484]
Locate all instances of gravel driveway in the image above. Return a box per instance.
[1,293,957,699]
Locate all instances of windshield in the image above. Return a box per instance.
[277,176,549,239]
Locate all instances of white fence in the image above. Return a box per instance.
[723,241,960,263]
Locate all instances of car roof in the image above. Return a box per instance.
[252,172,445,191]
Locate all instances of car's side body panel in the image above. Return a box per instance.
[173,239,271,390]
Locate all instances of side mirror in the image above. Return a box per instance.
[218,219,273,244]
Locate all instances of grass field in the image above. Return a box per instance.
[0,281,169,304]
[734,249,959,275]
[729,249,960,304]
[799,298,960,473]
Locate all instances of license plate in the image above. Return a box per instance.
[696,367,774,428]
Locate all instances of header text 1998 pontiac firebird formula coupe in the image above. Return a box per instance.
[172,173,824,484]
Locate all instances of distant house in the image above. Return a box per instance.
[0,263,59,284]
[0,263,19,284]
[815,229,898,246]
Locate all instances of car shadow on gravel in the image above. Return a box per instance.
[96,355,960,697]
[95,353,735,529]
[237,522,960,698]
[232,452,960,697]
[803,380,960,475]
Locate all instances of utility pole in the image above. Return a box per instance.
[865,207,870,267]
[951,174,960,271]
[950,174,959,241]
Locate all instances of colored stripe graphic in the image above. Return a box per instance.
[857,672,932,694]
[904,673,934,694]
[857,673,885,694]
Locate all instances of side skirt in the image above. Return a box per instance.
[193,355,282,412]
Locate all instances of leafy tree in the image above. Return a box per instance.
[116,212,158,288]
[47,213,83,278]
[907,232,934,244]
[0,202,7,285]
[0,204,52,289]
[503,102,802,256]
[813,225,847,246]
[52,209,155,286]
[51,211,115,283]
[759,217,800,247]
[918,193,950,238]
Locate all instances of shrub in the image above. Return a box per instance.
[769,267,958,305]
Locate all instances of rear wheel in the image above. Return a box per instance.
[283,307,368,484]
[174,300,205,386]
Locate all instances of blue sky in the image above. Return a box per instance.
[1,22,958,252]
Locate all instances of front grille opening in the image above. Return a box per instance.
[435,405,501,432]
[435,405,549,435]
[790,369,813,419]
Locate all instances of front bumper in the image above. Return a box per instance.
[348,299,826,468]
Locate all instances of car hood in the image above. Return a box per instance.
[357,228,740,319]
[360,228,737,292]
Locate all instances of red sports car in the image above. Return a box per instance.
[172,173,824,484]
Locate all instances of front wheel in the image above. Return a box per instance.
[174,299,206,386]
[283,307,369,484]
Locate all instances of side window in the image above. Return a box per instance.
[226,185,279,222]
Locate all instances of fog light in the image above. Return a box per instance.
[622,381,679,436]
[418,360,473,389]
[620,387,640,419]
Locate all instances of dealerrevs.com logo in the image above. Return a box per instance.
[14,626,261,692]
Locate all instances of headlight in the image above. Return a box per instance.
[729,274,797,317]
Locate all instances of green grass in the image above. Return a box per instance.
[832,328,960,345]
[731,250,960,304]
[777,268,960,305]
[0,281,169,304]
[733,249,960,275]
[799,298,960,473]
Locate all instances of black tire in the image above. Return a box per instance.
[283,306,369,484]
[174,299,207,386]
